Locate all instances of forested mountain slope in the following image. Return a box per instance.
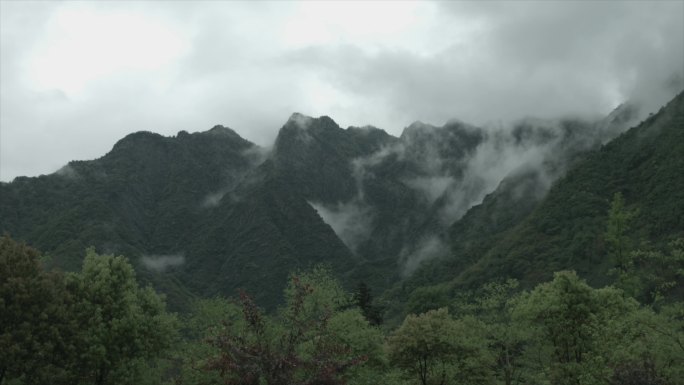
[0,95,648,310]
[394,91,684,311]
[1,126,257,270]
[0,123,364,308]
[468,90,684,287]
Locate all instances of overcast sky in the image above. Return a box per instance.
[1,1,682,181]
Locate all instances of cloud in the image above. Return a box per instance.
[339,107,636,276]
[309,200,374,253]
[200,145,270,209]
[202,191,226,208]
[284,1,683,127]
[288,113,314,130]
[404,176,455,205]
[1,1,682,181]
[141,254,185,272]
[54,164,79,179]
[434,116,598,224]
[348,108,638,273]
[400,235,449,276]
[350,143,406,200]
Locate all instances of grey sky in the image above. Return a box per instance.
[1,1,682,181]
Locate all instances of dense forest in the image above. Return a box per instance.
[2,92,683,384]
[2,230,683,384]
[0,94,646,312]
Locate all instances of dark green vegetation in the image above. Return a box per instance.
[0,236,177,385]
[389,91,684,321]
[0,95,644,311]
[1,92,683,383]
[2,235,683,384]
[0,124,358,310]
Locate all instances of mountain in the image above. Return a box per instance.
[389,91,683,316]
[1,127,255,268]
[0,95,653,310]
[474,91,684,286]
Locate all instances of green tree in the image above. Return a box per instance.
[0,235,75,385]
[513,271,638,385]
[353,282,383,326]
[174,297,243,385]
[204,270,364,385]
[620,239,684,305]
[387,308,492,385]
[282,265,352,320]
[455,280,530,385]
[388,308,454,385]
[326,308,389,385]
[66,249,178,385]
[405,284,450,315]
[608,304,684,384]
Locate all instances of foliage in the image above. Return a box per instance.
[326,309,388,384]
[3,234,684,385]
[617,239,684,305]
[610,359,671,385]
[454,280,530,385]
[203,273,365,385]
[283,265,353,319]
[352,282,383,326]
[174,297,243,384]
[609,305,684,384]
[387,308,492,385]
[405,284,450,315]
[0,235,75,385]
[65,249,179,385]
[0,237,178,385]
[512,271,640,385]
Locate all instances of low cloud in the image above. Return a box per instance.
[54,164,79,179]
[438,126,554,222]
[242,145,271,166]
[200,145,270,209]
[350,144,403,200]
[309,199,374,253]
[403,176,455,205]
[141,254,185,272]
[202,191,227,208]
[348,108,639,272]
[417,112,637,225]
[400,235,449,276]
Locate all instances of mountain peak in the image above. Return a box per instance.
[285,113,340,131]
[406,120,433,130]
[401,119,481,142]
[400,121,435,141]
[204,124,244,140]
[275,114,343,152]
[109,131,165,153]
[287,112,314,129]
[207,124,231,134]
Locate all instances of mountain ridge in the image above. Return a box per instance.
[0,95,664,310]
[385,90,684,320]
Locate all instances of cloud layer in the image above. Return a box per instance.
[1,1,682,181]
[141,254,185,272]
